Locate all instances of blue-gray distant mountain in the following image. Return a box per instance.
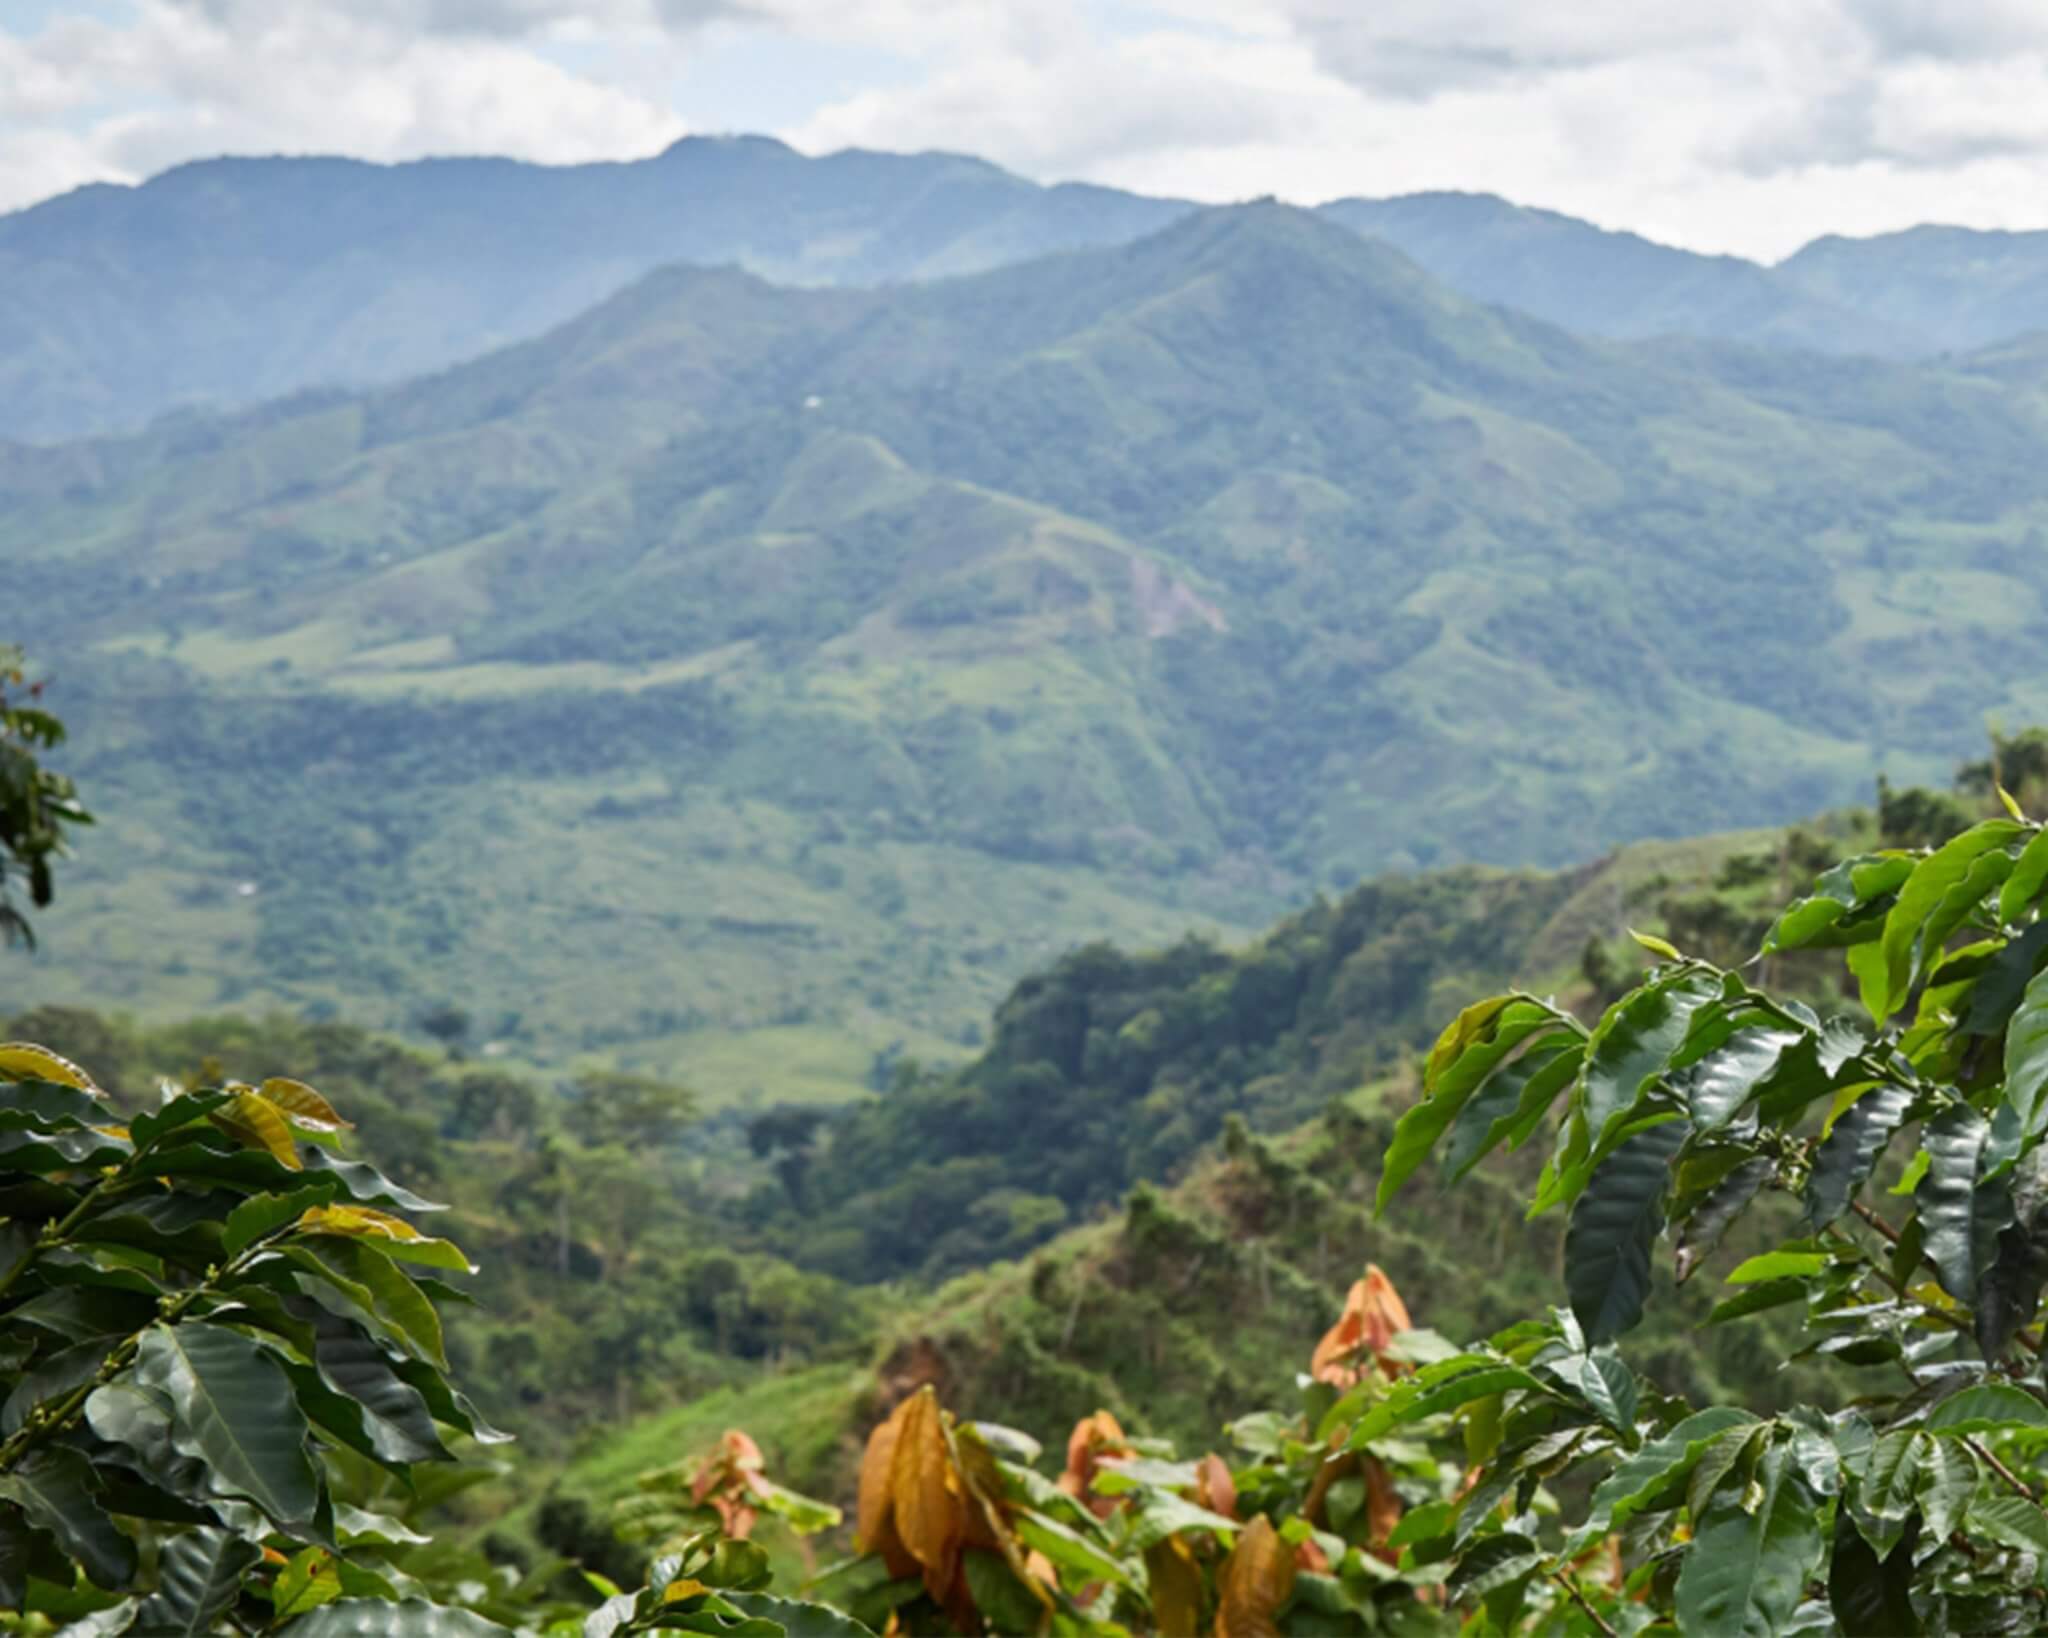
[1320,192,1915,355]
[9,134,2048,444]
[0,136,1190,442]
[1779,224,2048,355]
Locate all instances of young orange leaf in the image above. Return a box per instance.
[1215,1515,1294,1638]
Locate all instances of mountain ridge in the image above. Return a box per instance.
[17,136,2048,444]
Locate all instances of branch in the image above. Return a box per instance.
[1548,1568,1619,1638]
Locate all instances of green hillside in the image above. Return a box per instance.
[19,202,2048,1089]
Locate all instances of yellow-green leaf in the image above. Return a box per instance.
[211,1093,301,1170]
[260,1078,352,1132]
[1629,928,1682,962]
[0,1043,98,1093]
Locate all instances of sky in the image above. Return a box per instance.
[8,0,2048,261]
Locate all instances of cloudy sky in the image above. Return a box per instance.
[7,0,2048,260]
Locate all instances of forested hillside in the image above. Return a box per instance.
[19,202,2048,1086]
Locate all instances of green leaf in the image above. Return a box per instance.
[272,1546,344,1621]
[1581,970,1720,1151]
[1706,1278,1806,1324]
[1012,1511,1137,1590]
[1999,828,2048,925]
[1123,1491,1240,1551]
[1562,1407,1758,1555]
[132,1322,320,1525]
[1347,1364,1548,1449]
[1764,853,1915,953]
[1917,1105,2015,1304]
[266,1599,511,1634]
[1725,1250,1829,1283]
[0,1447,135,1590]
[135,1527,262,1634]
[1447,1533,1542,1604]
[1565,1118,1687,1343]
[1378,1001,1566,1212]
[1968,1493,2048,1555]
[2003,964,2048,1143]
[307,1310,452,1463]
[1805,1085,1914,1231]
[1441,1038,1580,1185]
[223,1183,338,1259]
[293,1239,446,1366]
[1674,1155,1771,1282]
[1914,1435,1974,1545]
[1873,821,2024,1021]
[1827,1510,1918,1638]
[1688,1028,1804,1133]
[1926,1383,2048,1435]
[1674,1438,1824,1638]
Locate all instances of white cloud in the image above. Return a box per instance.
[8,0,2048,259]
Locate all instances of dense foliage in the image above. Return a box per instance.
[0,648,89,949]
[1375,805,2048,1630]
[0,1042,519,1633]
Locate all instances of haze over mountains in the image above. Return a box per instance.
[17,135,2048,444]
[16,177,2048,1092]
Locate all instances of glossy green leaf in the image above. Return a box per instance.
[1674,1155,1771,1282]
[1565,1118,1687,1343]
[1347,1364,1548,1449]
[1763,853,1914,953]
[1917,1105,2014,1304]
[135,1526,262,1635]
[1999,827,2048,924]
[1688,1028,1803,1133]
[132,1321,319,1524]
[307,1310,451,1463]
[1447,1532,1542,1604]
[1562,1407,1757,1555]
[1441,1037,1580,1184]
[0,1448,135,1591]
[1926,1383,2048,1435]
[266,1599,510,1635]
[1580,970,1720,1148]
[1872,821,2023,1020]
[1674,1438,1823,1638]
[1012,1510,1137,1590]
[1378,1001,1567,1212]
[1805,1085,1914,1231]
[1968,1493,2048,1555]
[223,1183,337,1259]
[2003,964,2048,1143]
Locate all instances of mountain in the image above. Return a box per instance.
[1322,191,1916,354]
[13,202,2048,1093]
[0,135,1189,443]
[14,135,2048,447]
[1779,223,2048,354]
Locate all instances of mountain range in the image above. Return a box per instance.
[15,135,2048,443]
[16,190,2048,1095]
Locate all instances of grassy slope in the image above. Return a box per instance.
[15,204,2044,1088]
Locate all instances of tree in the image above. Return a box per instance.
[1379,810,2048,1632]
[0,646,91,948]
[564,1070,696,1151]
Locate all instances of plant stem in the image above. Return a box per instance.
[1549,1568,1619,1638]
[1965,1435,2047,1510]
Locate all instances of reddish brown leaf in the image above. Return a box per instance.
[1364,1457,1403,1563]
[1214,1515,1294,1638]
[1058,1409,1131,1517]
[1194,1453,1238,1522]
